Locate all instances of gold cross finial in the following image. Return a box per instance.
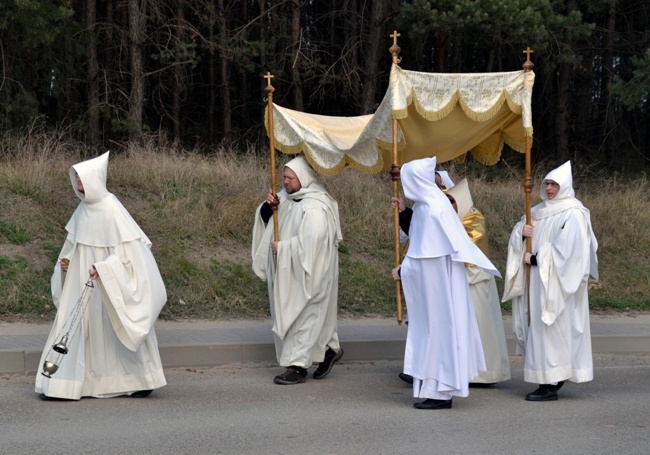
[522,47,535,71]
[264,72,274,86]
[523,47,534,61]
[390,30,401,46]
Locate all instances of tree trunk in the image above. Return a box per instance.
[172,0,185,143]
[217,0,232,143]
[603,0,618,167]
[486,48,495,73]
[555,59,571,162]
[347,0,361,112]
[239,0,249,132]
[206,1,216,143]
[101,0,115,143]
[555,0,576,163]
[258,0,267,147]
[434,29,449,72]
[290,0,303,111]
[128,0,147,139]
[85,0,99,147]
[361,0,388,114]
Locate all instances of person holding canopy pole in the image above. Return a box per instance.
[392,177,512,388]
[502,161,598,401]
[391,157,501,409]
[253,75,344,385]
[252,153,344,385]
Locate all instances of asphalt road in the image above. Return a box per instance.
[1,355,648,455]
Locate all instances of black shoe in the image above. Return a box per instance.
[414,398,452,410]
[556,381,565,391]
[274,366,307,385]
[313,347,344,380]
[525,384,558,402]
[469,382,496,388]
[398,373,414,384]
[130,390,153,398]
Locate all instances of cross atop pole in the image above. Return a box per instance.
[264,72,274,87]
[264,72,275,96]
[523,47,534,61]
[389,30,401,65]
[522,47,535,71]
[263,71,279,242]
[390,30,401,47]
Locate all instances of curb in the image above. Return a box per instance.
[2,336,649,377]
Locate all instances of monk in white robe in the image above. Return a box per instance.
[503,161,598,401]
[448,179,511,385]
[252,155,343,385]
[392,157,500,410]
[36,152,167,400]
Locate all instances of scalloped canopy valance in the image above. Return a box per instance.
[265,64,534,176]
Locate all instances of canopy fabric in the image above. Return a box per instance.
[266,64,534,176]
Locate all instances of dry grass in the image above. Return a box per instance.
[1,131,648,321]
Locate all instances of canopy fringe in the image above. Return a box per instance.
[399,88,525,124]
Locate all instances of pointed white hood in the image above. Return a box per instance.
[64,152,151,247]
[531,160,599,279]
[401,157,499,277]
[532,161,581,220]
[70,151,110,204]
[539,160,574,202]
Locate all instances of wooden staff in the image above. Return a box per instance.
[264,72,280,243]
[522,48,534,325]
[389,31,403,325]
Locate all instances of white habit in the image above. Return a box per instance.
[400,158,500,400]
[252,155,342,368]
[502,161,598,385]
[448,179,511,384]
[36,152,167,399]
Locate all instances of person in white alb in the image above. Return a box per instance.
[36,151,167,400]
[392,175,510,388]
[252,155,343,385]
[503,161,598,401]
[391,157,500,409]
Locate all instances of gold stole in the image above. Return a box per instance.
[462,209,489,256]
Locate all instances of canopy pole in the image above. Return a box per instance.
[522,48,535,325]
[264,72,280,243]
[389,31,403,325]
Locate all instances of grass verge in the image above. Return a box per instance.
[1,132,648,321]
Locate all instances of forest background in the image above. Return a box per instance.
[1,0,649,321]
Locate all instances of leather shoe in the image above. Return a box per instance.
[313,347,344,380]
[414,398,452,410]
[525,385,558,402]
[398,373,414,384]
[130,390,153,398]
[469,382,496,388]
[274,366,307,385]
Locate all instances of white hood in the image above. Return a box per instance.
[401,157,499,277]
[64,152,151,247]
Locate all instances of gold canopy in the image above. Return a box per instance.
[265,64,534,175]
